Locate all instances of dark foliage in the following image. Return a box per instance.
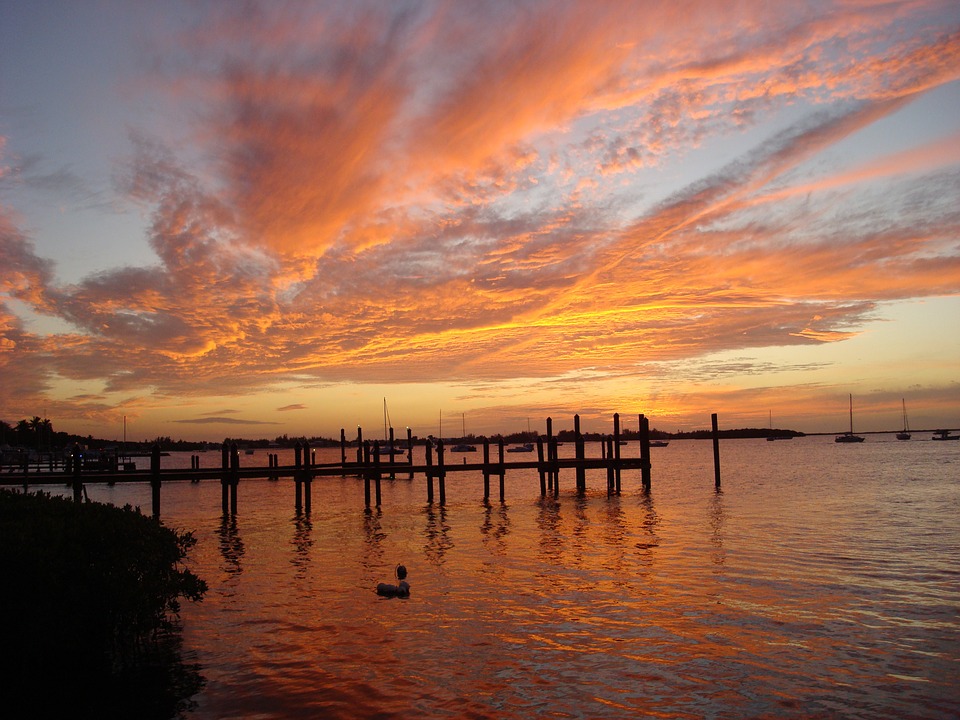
[0,490,207,718]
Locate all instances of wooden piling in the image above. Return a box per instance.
[221,443,230,514]
[363,441,371,508]
[437,440,446,505]
[294,442,303,511]
[546,417,557,492]
[425,441,435,503]
[406,427,414,479]
[605,437,615,494]
[537,437,546,496]
[303,441,312,513]
[712,413,721,489]
[71,446,82,503]
[498,438,505,502]
[639,413,651,491]
[340,429,347,468]
[388,427,396,479]
[229,443,239,514]
[483,439,490,501]
[613,413,622,493]
[373,441,382,507]
[574,414,585,492]
[151,444,161,518]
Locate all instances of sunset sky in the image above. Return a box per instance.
[1,1,959,442]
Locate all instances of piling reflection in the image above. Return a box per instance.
[479,501,511,556]
[361,507,386,572]
[536,496,563,564]
[423,503,452,566]
[570,494,589,567]
[709,488,726,568]
[290,512,313,579]
[636,492,661,551]
[217,513,244,576]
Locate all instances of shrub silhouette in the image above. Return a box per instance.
[0,489,207,718]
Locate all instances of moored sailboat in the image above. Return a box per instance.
[896,398,911,440]
[836,394,865,443]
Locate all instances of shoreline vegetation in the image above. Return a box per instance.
[0,489,207,718]
[2,415,808,455]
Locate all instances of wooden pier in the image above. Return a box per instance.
[1,413,721,519]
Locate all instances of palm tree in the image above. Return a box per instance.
[29,416,43,450]
[15,419,32,447]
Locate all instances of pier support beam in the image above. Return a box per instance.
[639,414,651,491]
[712,413,721,489]
[71,445,82,504]
[483,439,490,501]
[574,414,585,492]
[221,443,230,514]
[425,441,434,503]
[303,441,312,514]
[613,413,622,493]
[498,438,505,502]
[151,444,161,519]
[229,443,239,514]
[437,440,446,505]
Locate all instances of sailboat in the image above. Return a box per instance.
[376,398,406,456]
[451,413,477,452]
[896,399,911,440]
[766,410,793,441]
[835,394,865,443]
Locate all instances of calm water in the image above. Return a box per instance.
[38,437,960,718]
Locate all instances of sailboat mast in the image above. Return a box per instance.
[849,394,854,433]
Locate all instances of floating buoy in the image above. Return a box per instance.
[376,564,410,597]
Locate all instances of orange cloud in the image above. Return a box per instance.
[2,1,959,433]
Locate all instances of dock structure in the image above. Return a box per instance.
[0,412,713,518]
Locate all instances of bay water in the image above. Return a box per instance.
[38,436,960,718]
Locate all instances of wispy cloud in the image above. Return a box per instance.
[2,1,959,431]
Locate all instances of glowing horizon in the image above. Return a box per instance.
[1,1,959,443]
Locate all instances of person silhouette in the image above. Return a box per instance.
[376,564,410,597]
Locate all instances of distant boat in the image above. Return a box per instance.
[896,398,911,440]
[377,398,407,455]
[506,443,534,453]
[836,394,865,443]
[766,410,793,441]
[451,413,477,452]
[649,440,669,447]
[932,429,959,441]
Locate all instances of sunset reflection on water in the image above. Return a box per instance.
[54,438,960,718]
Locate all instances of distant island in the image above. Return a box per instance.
[3,415,805,455]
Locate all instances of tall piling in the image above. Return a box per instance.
[151,444,161,518]
[639,413,651,491]
[498,438,505,502]
[221,443,230,514]
[574,414,585,492]
[71,446,82,503]
[229,443,239,515]
[483,439,491,501]
[363,441,371,509]
[373,441,382,507]
[537,437,546,496]
[294,442,303,511]
[303,441,312,513]
[407,427,414,479]
[425,441,435,503]
[437,440,446,505]
[712,413,721,489]
[613,413,622,493]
